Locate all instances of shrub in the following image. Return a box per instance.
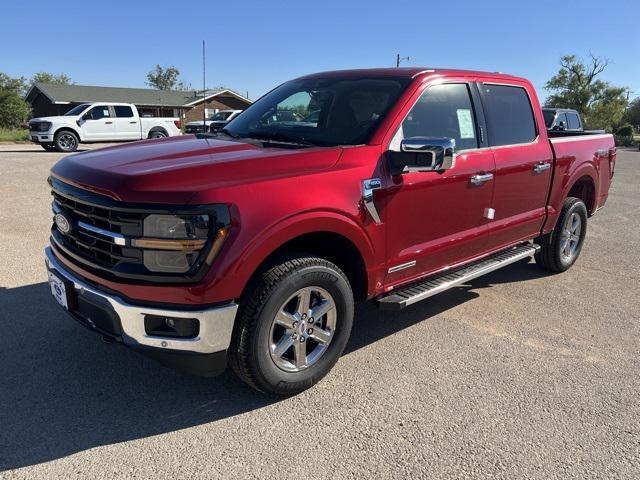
[0,90,31,128]
[615,124,634,138]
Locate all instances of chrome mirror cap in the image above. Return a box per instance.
[399,136,456,172]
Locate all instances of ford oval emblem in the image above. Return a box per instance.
[54,213,72,235]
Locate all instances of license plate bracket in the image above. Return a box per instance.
[48,270,76,310]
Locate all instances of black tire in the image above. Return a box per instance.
[54,130,79,152]
[229,256,354,396]
[148,130,167,139]
[41,144,56,152]
[535,197,588,272]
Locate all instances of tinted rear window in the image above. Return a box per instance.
[482,84,537,146]
[567,112,581,130]
[114,106,134,118]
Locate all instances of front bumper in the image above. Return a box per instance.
[30,132,53,143]
[45,247,238,376]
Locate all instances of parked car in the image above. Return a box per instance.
[184,110,242,134]
[542,107,583,131]
[29,103,182,152]
[45,68,615,395]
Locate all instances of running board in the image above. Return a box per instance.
[376,243,540,310]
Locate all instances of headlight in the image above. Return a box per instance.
[32,122,52,132]
[132,214,224,274]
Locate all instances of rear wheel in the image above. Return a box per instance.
[54,130,79,152]
[148,130,167,139]
[535,197,588,272]
[229,256,354,395]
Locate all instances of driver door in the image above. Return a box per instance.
[380,82,496,284]
[80,105,115,141]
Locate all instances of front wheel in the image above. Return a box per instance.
[54,130,79,152]
[535,197,588,272]
[229,256,354,395]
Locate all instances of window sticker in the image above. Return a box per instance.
[456,109,475,139]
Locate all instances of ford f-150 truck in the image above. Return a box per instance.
[184,110,243,134]
[29,103,182,152]
[44,68,615,395]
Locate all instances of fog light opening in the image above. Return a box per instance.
[144,315,199,339]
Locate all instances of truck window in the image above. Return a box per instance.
[87,106,111,120]
[567,112,581,130]
[542,109,555,128]
[554,113,568,130]
[114,106,134,118]
[482,85,536,146]
[400,83,479,150]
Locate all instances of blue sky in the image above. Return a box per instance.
[1,0,639,101]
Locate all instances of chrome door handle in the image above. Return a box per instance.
[533,162,551,173]
[361,178,382,224]
[470,173,493,185]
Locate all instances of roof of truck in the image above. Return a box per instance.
[296,67,528,82]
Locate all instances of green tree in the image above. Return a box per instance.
[623,97,640,131]
[31,72,73,86]
[0,72,27,95]
[0,90,30,128]
[544,54,628,132]
[146,65,190,90]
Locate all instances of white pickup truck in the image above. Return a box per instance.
[28,103,182,152]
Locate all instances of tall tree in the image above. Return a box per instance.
[31,72,73,86]
[0,72,27,95]
[623,97,640,131]
[544,54,628,132]
[146,65,190,90]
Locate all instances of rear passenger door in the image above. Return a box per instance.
[478,82,554,251]
[112,105,141,140]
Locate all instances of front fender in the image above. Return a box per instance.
[205,210,380,302]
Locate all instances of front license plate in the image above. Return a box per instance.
[48,271,69,309]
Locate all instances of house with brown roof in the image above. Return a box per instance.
[25,83,252,121]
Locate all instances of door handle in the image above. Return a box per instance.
[105,121,113,124]
[129,121,137,124]
[470,173,493,185]
[533,162,551,173]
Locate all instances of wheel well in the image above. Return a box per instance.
[54,127,78,139]
[148,127,168,138]
[567,176,596,214]
[246,232,369,301]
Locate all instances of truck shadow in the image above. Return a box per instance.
[0,260,549,470]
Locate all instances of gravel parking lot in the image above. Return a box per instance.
[0,144,639,479]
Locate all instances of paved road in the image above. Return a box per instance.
[1,144,639,479]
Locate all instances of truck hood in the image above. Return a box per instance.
[30,115,77,123]
[50,135,342,204]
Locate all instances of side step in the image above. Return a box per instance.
[376,243,540,310]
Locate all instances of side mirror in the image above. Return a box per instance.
[388,137,456,176]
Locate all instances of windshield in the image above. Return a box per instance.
[223,77,410,146]
[542,109,556,128]
[65,104,91,116]
[209,111,233,121]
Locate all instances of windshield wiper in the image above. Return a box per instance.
[246,131,316,147]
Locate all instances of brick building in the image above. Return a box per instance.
[25,83,252,121]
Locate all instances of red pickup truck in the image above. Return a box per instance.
[45,68,615,395]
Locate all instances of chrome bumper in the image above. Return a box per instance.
[44,247,238,354]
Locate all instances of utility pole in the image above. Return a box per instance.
[396,53,410,67]
[202,40,206,126]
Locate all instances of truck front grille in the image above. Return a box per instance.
[48,177,229,284]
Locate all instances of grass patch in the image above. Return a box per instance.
[0,128,29,142]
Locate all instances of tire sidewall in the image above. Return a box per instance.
[250,264,354,393]
[55,131,78,152]
[556,199,588,270]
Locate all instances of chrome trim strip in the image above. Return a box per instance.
[388,260,416,274]
[45,247,238,354]
[77,221,126,246]
[549,133,612,144]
